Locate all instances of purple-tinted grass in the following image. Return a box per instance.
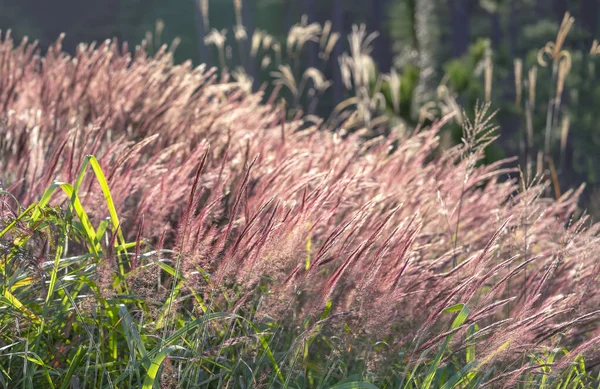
[1,33,599,380]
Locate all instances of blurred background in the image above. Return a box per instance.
[1,0,600,215]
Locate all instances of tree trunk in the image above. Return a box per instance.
[242,0,257,88]
[491,11,502,49]
[193,0,211,66]
[242,0,256,46]
[554,0,567,21]
[412,0,437,116]
[372,0,392,72]
[305,0,318,68]
[508,0,518,57]
[448,0,470,57]
[284,0,295,34]
[332,0,344,105]
[580,0,599,46]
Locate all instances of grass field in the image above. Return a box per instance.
[0,25,600,388]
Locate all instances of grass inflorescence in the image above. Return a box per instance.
[0,28,599,388]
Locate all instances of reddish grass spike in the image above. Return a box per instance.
[473,217,511,266]
[360,223,402,283]
[224,155,258,243]
[322,242,366,301]
[217,200,281,284]
[230,197,275,255]
[67,130,78,183]
[156,228,167,256]
[38,136,68,190]
[243,186,250,224]
[242,200,280,267]
[391,226,421,287]
[106,222,121,266]
[178,145,211,250]
[470,297,516,322]
[310,214,358,269]
[107,134,159,183]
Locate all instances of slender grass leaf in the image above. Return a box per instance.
[58,347,86,389]
[1,289,41,324]
[421,304,470,389]
[329,381,379,389]
[141,345,185,389]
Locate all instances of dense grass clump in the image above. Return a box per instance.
[1,33,600,388]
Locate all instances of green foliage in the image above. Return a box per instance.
[379,63,420,123]
[444,38,490,94]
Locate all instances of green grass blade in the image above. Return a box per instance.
[58,346,86,389]
[540,348,561,389]
[421,304,470,389]
[465,323,478,364]
[118,304,149,369]
[108,312,237,388]
[83,155,131,280]
[141,345,185,389]
[1,289,41,324]
[329,382,379,389]
[0,203,37,240]
[87,156,123,239]
[58,182,100,255]
[439,360,479,389]
[44,235,64,305]
[19,352,55,388]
